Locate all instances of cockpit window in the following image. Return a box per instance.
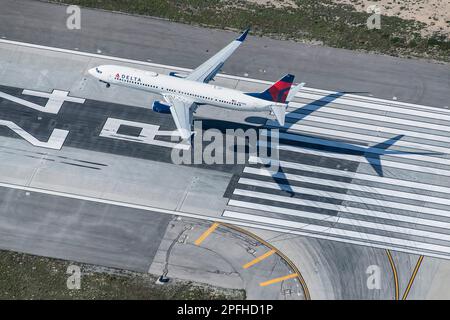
[96,67,102,74]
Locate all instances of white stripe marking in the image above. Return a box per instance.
[244,166,450,206]
[297,88,450,115]
[296,92,450,122]
[233,189,450,230]
[229,196,450,242]
[250,156,450,195]
[273,114,450,144]
[223,210,450,254]
[260,133,450,175]
[273,142,450,177]
[277,124,450,154]
[287,103,450,134]
[238,178,450,218]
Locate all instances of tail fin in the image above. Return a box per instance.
[246,74,295,103]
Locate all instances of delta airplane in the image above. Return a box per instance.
[88,29,304,140]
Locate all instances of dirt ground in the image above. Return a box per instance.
[246,0,449,36]
[333,0,450,36]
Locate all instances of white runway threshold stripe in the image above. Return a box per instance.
[259,135,450,176]
[222,210,450,257]
[243,167,450,206]
[286,103,450,134]
[276,143,450,177]
[233,189,450,230]
[272,115,450,144]
[249,156,450,195]
[275,123,450,154]
[238,178,450,218]
[295,92,450,122]
[229,197,450,242]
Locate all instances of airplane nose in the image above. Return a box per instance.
[88,67,97,77]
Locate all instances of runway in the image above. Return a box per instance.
[0,38,449,262]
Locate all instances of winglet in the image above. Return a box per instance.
[286,82,306,103]
[236,28,250,42]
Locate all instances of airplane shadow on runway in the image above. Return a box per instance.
[243,92,442,197]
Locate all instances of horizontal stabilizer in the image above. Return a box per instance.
[271,105,286,126]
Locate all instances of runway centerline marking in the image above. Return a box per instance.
[194,222,220,246]
[243,249,276,269]
[259,273,298,287]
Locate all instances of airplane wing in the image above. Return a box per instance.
[163,94,196,140]
[185,29,249,83]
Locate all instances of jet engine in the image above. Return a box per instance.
[152,101,171,114]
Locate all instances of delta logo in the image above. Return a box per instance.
[115,73,142,82]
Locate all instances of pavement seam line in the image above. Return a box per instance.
[402,255,424,300]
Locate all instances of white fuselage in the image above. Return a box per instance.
[89,65,283,111]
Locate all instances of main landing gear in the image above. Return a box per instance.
[99,80,110,88]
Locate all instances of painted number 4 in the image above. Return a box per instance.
[0,89,85,149]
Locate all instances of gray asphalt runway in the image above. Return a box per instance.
[0,186,171,272]
[0,0,449,108]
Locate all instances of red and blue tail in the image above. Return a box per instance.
[245,74,295,103]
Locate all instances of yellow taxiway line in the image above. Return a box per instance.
[260,273,298,287]
[386,250,399,300]
[194,222,220,246]
[402,255,424,300]
[243,249,276,269]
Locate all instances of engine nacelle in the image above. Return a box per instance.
[152,101,171,114]
[169,71,186,78]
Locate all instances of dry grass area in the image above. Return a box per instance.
[0,249,245,299]
[333,0,450,36]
